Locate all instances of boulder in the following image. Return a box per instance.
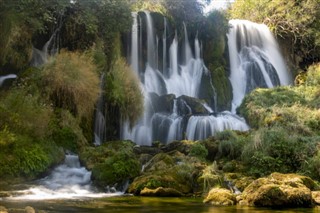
[128,152,205,196]
[0,206,8,213]
[203,188,236,206]
[25,206,35,213]
[149,93,175,114]
[312,191,320,205]
[239,173,318,207]
[140,187,182,197]
[79,140,141,189]
[177,95,209,115]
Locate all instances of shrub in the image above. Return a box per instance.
[215,130,247,160]
[0,87,52,138]
[242,127,318,177]
[189,142,208,161]
[306,63,320,86]
[106,57,143,127]
[42,50,100,119]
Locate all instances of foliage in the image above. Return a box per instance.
[163,0,204,27]
[305,63,320,86]
[0,87,52,138]
[242,127,319,177]
[201,10,231,110]
[80,140,140,187]
[41,50,100,119]
[106,57,143,127]
[228,0,320,66]
[189,142,208,161]
[214,130,247,161]
[0,133,64,179]
[0,0,70,70]
[131,0,166,14]
[50,110,88,153]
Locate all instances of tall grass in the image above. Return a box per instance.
[42,50,100,119]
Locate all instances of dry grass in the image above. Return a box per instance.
[42,50,100,118]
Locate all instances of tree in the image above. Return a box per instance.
[229,0,320,68]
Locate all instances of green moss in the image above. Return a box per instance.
[189,142,208,161]
[80,140,141,188]
[209,65,232,111]
[92,152,140,187]
[0,133,64,179]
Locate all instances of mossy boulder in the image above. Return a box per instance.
[149,93,175,114]
[239,173,318,207]
[79,140,141,189]
[176,95,208,115]
[161,140,194,155]
[203,188,236,206]
[140,187,183,197]
[128,152,205,196]
[224,173,254,192]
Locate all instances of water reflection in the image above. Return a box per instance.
[0,196,318,213]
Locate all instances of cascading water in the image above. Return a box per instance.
[8,155,122,200]
[228,19,292,112]
[122,12,249,146]
[30,16,63,67]
[0,74,17,87]
[93,73,107,146]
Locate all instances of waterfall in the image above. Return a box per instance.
[131,12,139,74]
[8,155,122,200]
[93,73,106,146]
[227,19,292,113]
[0,74,17,87]
[30,16,63,67]
[163,18,167,73]
[122,12,249,146]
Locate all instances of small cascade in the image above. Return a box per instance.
[163,17,167,73]
[93,73,106,146]
[122,12,249,145]
[0,74,17,87]
[227,19,292,112]
[131,12,139,74]
[31,16,63,67]
[8,155,122,200]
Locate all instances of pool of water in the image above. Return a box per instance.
[1,196,319,213]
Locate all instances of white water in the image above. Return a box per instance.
[8,155,122,200]
[93,74,106,146]
[228,19,292,113]
[0,74,17,87]
[122,12,249,146]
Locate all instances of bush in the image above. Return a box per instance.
[0,87,52,138]
[106,57,143,127]
[189,142,208,161]
[215,130,247,161]
[242,127,318,177]
[42,50,100,119]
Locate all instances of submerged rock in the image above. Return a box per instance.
[239,173,318,207]
[203,188,236,206]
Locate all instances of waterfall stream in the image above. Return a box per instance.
[0,74,17,87]
[227,19,292,112]
[7,155,122,200]
[121,13,252,146]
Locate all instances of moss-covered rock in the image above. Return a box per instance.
[239,173,318,207]
[128,152,205,196]
[140,187,183,197]
[203,188,236,206]
[79,140,141,189]
[224,173,254,192]
[177,95,208,115]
